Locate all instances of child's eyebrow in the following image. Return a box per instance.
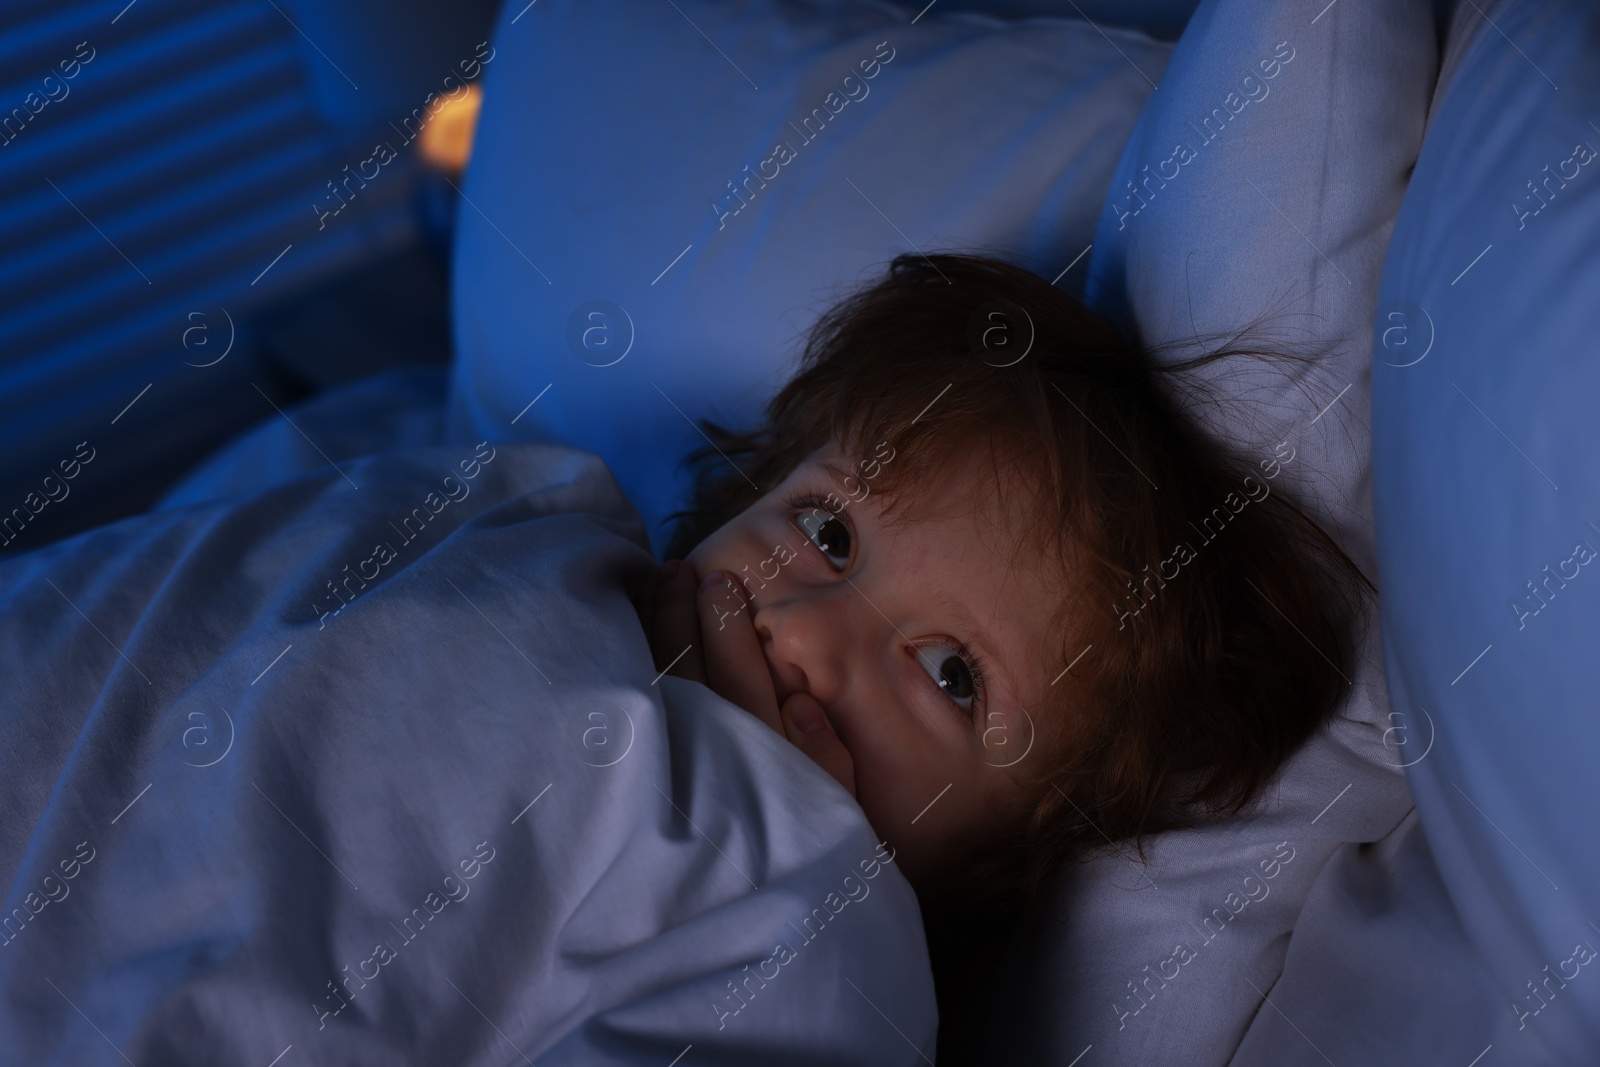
[929,586,1017,689]
[815,457,857,490]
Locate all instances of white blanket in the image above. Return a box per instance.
[0,441,935,1065]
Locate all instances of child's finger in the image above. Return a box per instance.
[780,692,856,798]
[696,572,783,734]
[653,561,706,683]
[634,562,660,636]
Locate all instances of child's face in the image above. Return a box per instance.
[683,439,1065,890]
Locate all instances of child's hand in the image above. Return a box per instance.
[637,561,856,798]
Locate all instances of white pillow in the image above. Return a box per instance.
[957,0,1439,1062]
[444,0,1172,555]
[1229,0,1600,1061]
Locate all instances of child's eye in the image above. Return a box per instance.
[786,493,852,571]
[913,641,987,718]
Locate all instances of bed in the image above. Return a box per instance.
[5,0,1597,1063]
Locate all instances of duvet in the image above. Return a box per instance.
[0,441,935,1065]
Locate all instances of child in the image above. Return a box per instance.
[632,251,1370,1038]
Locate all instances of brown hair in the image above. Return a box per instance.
[665,252,1371,904]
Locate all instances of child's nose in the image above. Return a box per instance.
[751,590,851,707]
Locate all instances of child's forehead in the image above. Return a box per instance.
[806,438,1064,584]
[789,440,1080,711]
[811,436,1048,541]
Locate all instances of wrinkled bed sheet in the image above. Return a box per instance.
[0,434,935,1065]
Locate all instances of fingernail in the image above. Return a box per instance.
[700,571,731,595]
[789,697,829,734]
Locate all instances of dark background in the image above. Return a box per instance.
[0,0,501,552]
[0,0,1203,554]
